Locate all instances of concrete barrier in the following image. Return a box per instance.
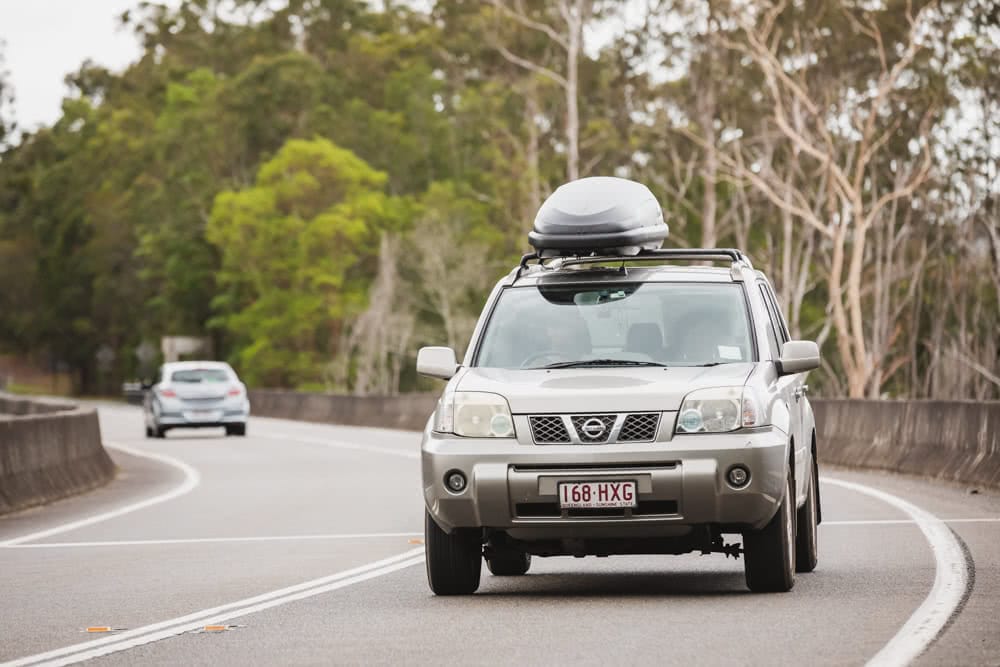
[249,390,438,432]
[812,399,1000,490]
[0,393,116,515]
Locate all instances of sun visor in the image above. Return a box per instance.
[528,177,668,257]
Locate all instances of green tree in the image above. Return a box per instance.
[206,137,405,387]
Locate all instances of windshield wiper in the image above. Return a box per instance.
[539,359,667,369]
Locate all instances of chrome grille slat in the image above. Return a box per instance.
[618,413,660,442]
[529,416,571,443]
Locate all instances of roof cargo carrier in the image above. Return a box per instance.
[528,177,669,257]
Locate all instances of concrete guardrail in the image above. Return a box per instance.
[250,390,999,490]
[812,399,1000,490]
[0,392,115,515]
[249,389,438,432]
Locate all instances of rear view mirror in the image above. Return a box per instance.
[777,340,820,375]
[417,346,459,380]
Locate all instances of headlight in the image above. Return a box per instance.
[675,386,764,433]
[433,391,515,438]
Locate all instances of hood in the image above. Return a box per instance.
[456,364,754,414]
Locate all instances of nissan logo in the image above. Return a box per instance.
[580,418,607,439]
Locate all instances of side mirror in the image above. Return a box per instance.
[417,346,459,380]
[777,340,820,375]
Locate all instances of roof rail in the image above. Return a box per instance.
[515,247,753,281]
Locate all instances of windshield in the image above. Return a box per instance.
[475,282,754,369]
[171,368,231,383]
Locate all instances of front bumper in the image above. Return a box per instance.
[422,422,789,537]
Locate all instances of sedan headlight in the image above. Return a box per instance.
[434,391,515,438]
[676,386,765,433]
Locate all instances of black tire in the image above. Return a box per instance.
[145,425,153,438]
[743,471,796,592]
[425,511,482,595]
[226,423,247,436]
[796,456,819,573]
[154,424,167,439]
[486,550,531,576]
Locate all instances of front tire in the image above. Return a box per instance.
[486,549,531,576]
[743,471,796,592]
[425,511,482,595]
[796,457,819,572]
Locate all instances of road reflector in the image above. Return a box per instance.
[408,538,424,545]
[204,625,228,632]
[85,627,114,633]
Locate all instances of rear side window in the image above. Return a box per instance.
[171,369,230,383]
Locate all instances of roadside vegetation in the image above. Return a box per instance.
[0,0,996,399]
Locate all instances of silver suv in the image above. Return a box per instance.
[417,178,821,595]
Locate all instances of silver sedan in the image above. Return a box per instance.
[143,361,250,438]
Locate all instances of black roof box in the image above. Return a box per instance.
[528,177,668,257]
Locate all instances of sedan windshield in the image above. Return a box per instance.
[475,282,754,369]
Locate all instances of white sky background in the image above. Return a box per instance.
[0,0,641,132]
[0,0,152,131]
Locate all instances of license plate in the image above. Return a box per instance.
[558,481,637,509]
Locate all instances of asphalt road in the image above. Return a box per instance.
[1,404,998,666]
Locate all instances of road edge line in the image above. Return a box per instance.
[822,476,971,666]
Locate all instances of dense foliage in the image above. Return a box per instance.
[0,0,996,398]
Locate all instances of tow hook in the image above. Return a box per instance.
[700,535,744,560]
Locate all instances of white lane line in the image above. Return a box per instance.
[258,431,419,459]
[0,441,200,547]
[822,518,1000,526]
[3,532,422,548]
[822,476,971,667]
[4,548,425,667]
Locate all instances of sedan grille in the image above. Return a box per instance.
[618,413,661,442]
[529,416,571,444]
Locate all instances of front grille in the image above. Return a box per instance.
[528,412,663,444]
[529,416,571,443]
[570,415,617,443]
[618,413,660,442]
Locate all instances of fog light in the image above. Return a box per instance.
[727,465,750,488]
[445,471,467,493]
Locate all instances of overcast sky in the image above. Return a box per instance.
[1,1,147,131]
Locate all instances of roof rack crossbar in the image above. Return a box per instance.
[512,248,753,283]
[555,248,752,270]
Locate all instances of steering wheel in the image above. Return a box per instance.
[520,350,572,369]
